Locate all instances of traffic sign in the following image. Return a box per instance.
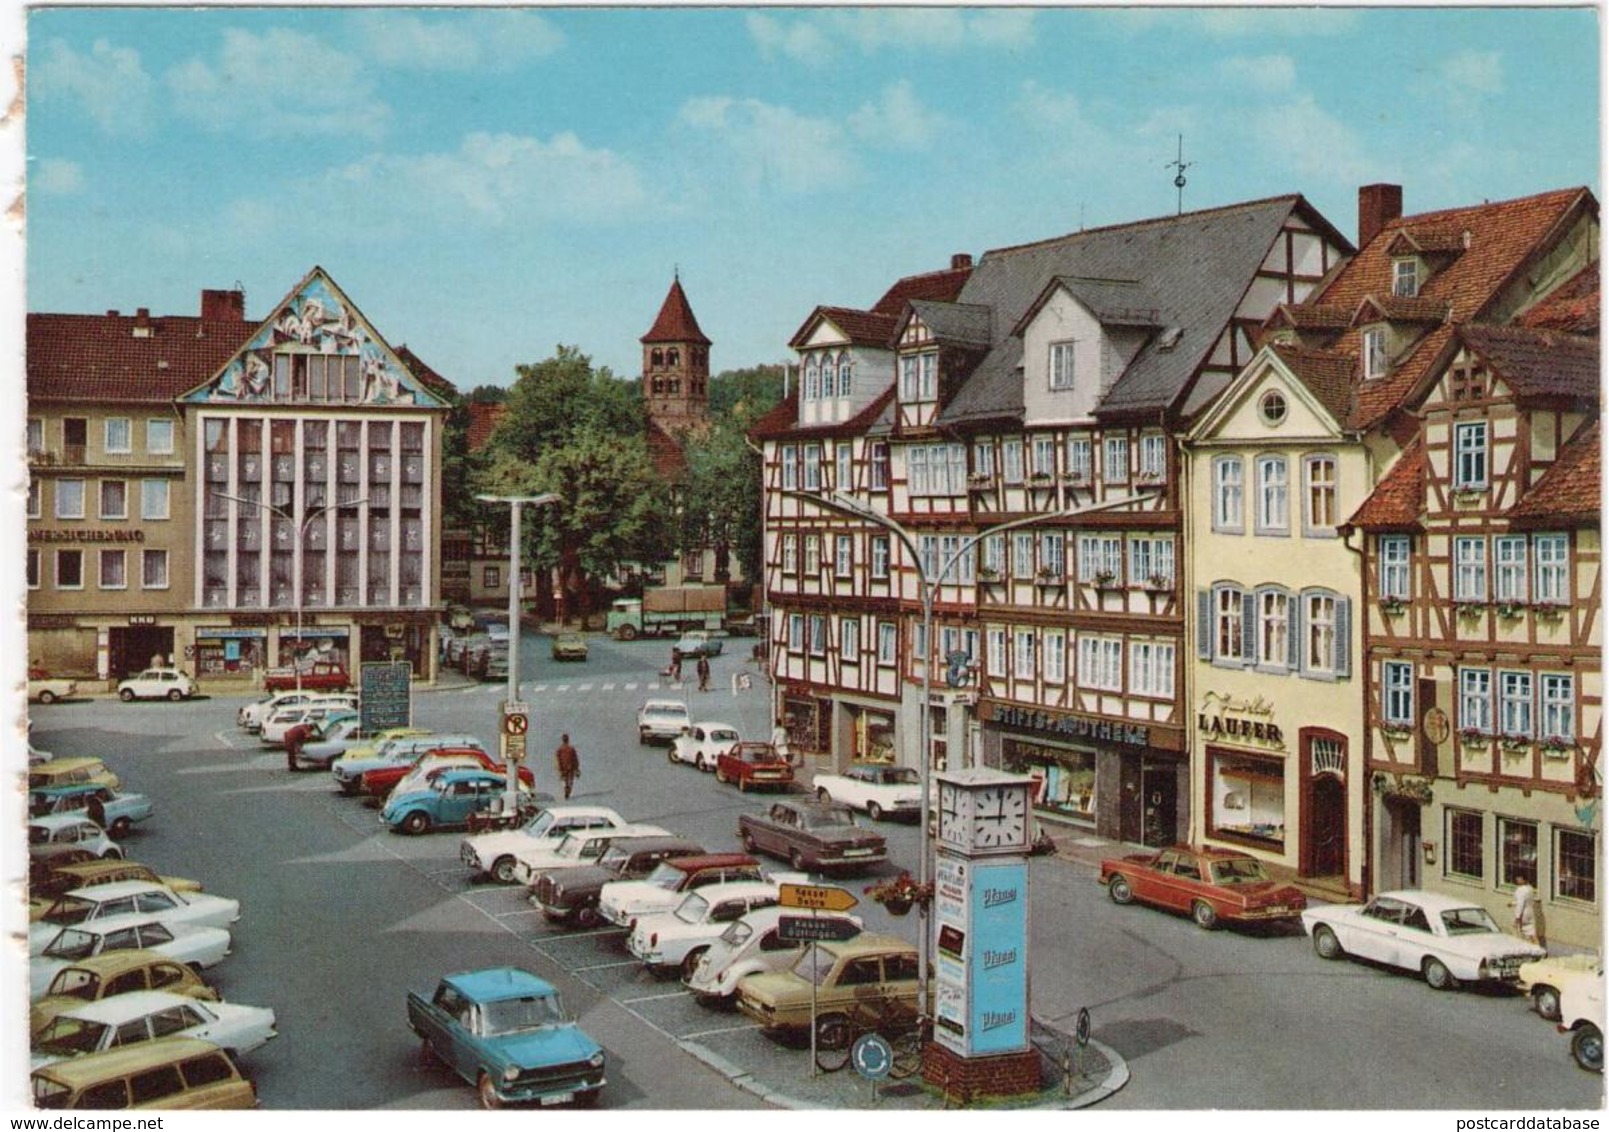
[777,915,861,944]
[851,1034,893,1081]
[502,703,529,736]
[779,883,858,912]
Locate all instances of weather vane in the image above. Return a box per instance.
[1166,134,1193,215]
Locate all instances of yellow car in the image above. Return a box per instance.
[30,860,203,922]
[31,947,220,1035]
[736,933,920,1035]
[28,758,120,793]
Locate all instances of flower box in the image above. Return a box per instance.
[967,474,996,489]
[1458,727,1491,747]
[1455,602,1488,620]
[1092,571,1120,590]
[1500,735,1533,754]
[1378,597,1407,616]
[1036,568,1064,584]
[1532,602,1568,620]
[976,566,1001,582]
[1380,723,1414,741]
[864,872,933,916]
[1495,602,1527,621]
[1027,474,1055,486]
[1143,574,1173,593]
[1060,473,1090,487]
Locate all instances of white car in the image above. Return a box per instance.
[811,763,922,822]
[30,881,241,955]
[684,904,862,1005]
[1560,967,1604,1072]
[28,816,124,864]
[669,722,741,771]
[509,824,671,887]
[628,880,785,977]
[259,699,357,747]
[1302,889,1547,990]
[1519,953,1603,1021]
[32,916,232,997]
[31,990,277,1069]
[238,689,336,732]
[598,856,770,929]
[116,668,197,702]
[461,805,631,884]
[637,699,691,745]
[29,675,77,704]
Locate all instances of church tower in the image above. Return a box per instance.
[641,274,711,432]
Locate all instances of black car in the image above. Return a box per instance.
[529,836,704,928]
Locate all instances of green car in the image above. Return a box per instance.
[551,633,589,662]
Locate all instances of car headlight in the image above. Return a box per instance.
[588,1052,605,1069]
[503,1065,520,1083]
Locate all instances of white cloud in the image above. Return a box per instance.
[31,158,83,195]
[350,10,564,71]
[847,81,948,151]
[35,38,153,135]
[1440,50,1505,97]
[1246,94,1376,184]
[745,13,834,65]
[165,28,389,139]
[1217,54,1298,95]
[678,96,854,192]
[748,9,1035,59]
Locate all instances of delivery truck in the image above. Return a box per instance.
[606,586,726,640]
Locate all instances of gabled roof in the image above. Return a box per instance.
[1269,343,1356,424]
[1353,295,1451,326]
[789,307,898,350]
[789,263,973,350]
[869,263,973,315]
[907,299,993,347]
[1009,275,1162,338]
[1344,439,1426,531]
[393,345,460,402]
[1511,420,1600,525]
[1518,264,1600,335]
[1385,227,1470,255]
[641,277,710,346]
[1458,324,1600,402]
[28,310,254,403]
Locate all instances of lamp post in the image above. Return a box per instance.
[210,491,369,695]
[783,487,1154,1018]
[476,492,561,810]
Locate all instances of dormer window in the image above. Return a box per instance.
[1392,258,1420,298]
[1049,340,1076,390]
[900,352,937,402]
[1363,327,1389,379]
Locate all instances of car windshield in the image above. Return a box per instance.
[719,920,754,947]
[46,967,99,998]
[33,1016,110,1057]
[1209,858,1270,885]
[791,945,835,986]
[598,845,635,871]
[522,811,557,838]
[644,863,690,890]
[711,729,739,742]
[43,896,96,926]
[1441,906,1501,935]
[880,768,919,785]
[554,834,589,859]
[480,993,567,1034]
[805,809,854,829]
[675,893,712,924]
[44,929,98,960]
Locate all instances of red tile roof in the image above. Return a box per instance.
[1345,439,1426,531]
[641,278,710,345]
[27,311,254,403]
[646,417,690,478]
[1518,264,1600,334]
[1511,420,1600,525]
[1270,343,1355,423]
[790,307,900,350]
[1459,324,1600,402]
[465,401,507,452]
[393,344,460,401]
[870,264,973,315]
[1353,295,1451,325]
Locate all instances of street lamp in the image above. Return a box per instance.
[476,492,561,810]
[210,490,369,695]
[783,487,1155,1018]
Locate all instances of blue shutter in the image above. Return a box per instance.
[1241,592,1257,667]
[1287,593,1302,672]
[1197,590,1213,659]
[1334,597,1352,679]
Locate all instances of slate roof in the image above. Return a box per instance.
[909,300,993,347]
[1517,264,1600,335]
[938,195,1334,425]
[1345,439,1426,531]
[1269,343,1356,424]
[642,278,710,345]
[28,311,254,403]
[1459,324,1600,402]
[1511,420,1601,525]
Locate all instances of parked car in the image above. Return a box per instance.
[1099,845,1307,930]
[30,757,120,793]
[737,934,919,1036]
[738,800,888,874]
[407,967,606,1109]
[715,741,793,792]
[530,837,705,929]
[237,688,354,732]
[259,698,359,747]
[116,668,197,702]
[29,816,124,866]
[32,917,232,997]
[30,1037,257,1111]
[551,633,589,661]
[29,785,154,839]
[315,724,433,770]
[1559,967,1604,1072]
[31,881,240,955]
[361,745,523,805]
[31,861,203,923]
[1520,953,1603,1021]
[461,805,632,885]
[31,989,277,1069]
[509,824,673,887]
[637,699,691,745]
[330,733,485,794]
[31,948,220,1036]
[1301,889,1548,990]
[262,659,351,693]
[811,764,922,822]
[29,669,77,704]
[675,631,723,658]
[381,769,534,835]
[684,904,863,1007]
[463,638,509,681]
[670,721,742,771]
[290,716,369,771]
[599,853,768,930]
[627,880,785,977]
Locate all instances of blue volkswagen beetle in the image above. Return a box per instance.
[381,768,523,835]
[407,967,605,1108]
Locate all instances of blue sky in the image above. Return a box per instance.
[22,5,1602,389]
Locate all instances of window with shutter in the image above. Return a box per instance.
[1196,591,1213,659]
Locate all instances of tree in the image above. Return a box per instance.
[491,344,643,462]
[677,418,764,583]
[709,364,785,427]
[464,384,510,403]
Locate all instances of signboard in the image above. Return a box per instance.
[778,883,858,912]
[851,1034,893,1081]
[777,915,860,943]
[932,853,1030,1059]
[359,661,412,734]
[501,702,530,763]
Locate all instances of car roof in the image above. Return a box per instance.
[31,1037,232,1086]
[58,880,171,901]
[33,757,109,772]
[1374,889,1487,913]
[692,721,740,730]
[575,823,669,840]
[678,879,777,901]
[642,700,690,713]
[444,966,555,1003]
[656,853,759,871]
[31,784,110,797]
[44,946,179,977]
[1160,845,1261,862]
[30,813,104,832]
[50,989,204,1024]
[431,767,503,783]
[814,932,915,958]
[540,804,626,821]
[613,837,704,856]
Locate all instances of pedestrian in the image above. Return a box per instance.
[555,733,580,799]
[1511,869,1543,948]
[668,647,683,683]
[85,792,107,831]
[284,720,314,772]
[696,653,711,693]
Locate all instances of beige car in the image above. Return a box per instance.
[31,948,220,1036]
[736,933,920,1035]
[29,757,120,793]
[31,1037,255,1110]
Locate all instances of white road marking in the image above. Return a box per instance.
[213,730,238,749]
[682,1021,763,1040]
[619,989,691,1005]
[567,958,642,973]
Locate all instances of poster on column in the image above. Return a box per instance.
[968,858,1028,1056]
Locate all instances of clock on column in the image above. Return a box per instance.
[934,768,1033,856]
[971,784,1029,851]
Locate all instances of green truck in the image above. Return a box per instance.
[606,586,726,640]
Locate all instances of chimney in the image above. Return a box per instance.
[951,253,974,270]
[132,308,152,338]
[201,288,246,322]
[1358,183,1404,249]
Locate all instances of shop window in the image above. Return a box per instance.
[1555,828,1597,904]
[1210,751,1284,847]
[1445,807,1483,877]
[1003,738,1096,821]
[1498,817,1538,889]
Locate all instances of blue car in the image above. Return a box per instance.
[406,967,605,1108]
[380,768,522,835]
[28,784,153,839]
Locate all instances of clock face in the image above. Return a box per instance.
[936,783,971,847]
[970,785,1028,850]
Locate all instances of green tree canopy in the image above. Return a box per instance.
[491,344,643,463]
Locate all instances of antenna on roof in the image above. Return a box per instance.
[1166,134,1193,216]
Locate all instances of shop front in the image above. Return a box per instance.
[194,627,267,680]
[780,688,833,761]
[842,702,897,765]
[276,626,351,672]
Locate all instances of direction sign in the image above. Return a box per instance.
[777,915,861,944]
[779,883,858,912]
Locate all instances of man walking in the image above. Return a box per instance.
[696,654,711,693]
[555,733,580,799]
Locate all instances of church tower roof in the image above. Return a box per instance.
[641,276,711,346]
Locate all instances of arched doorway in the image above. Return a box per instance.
[1301,729,1347,879]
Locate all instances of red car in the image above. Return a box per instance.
[715,742,794,792]
[360,747,534,803]
[1099,844,1306,930]
[263,661,351,693]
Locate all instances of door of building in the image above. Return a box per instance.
[108,626,175,679]
[1140,763,1177,848]
[1383,796,1422,890]
[1308,775,1346,877]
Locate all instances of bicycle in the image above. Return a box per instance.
[812,995,928,1078]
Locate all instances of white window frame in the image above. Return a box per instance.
[1494,536,1528,603]
[1305,591,1337,676]
[908,447,930,496]
[870,535,889,580]
[146,418,175,456]
[900,355,919,402]
[803,535,821,576]
[837,356,853,397]
[869,442,889,491]
[780,445,797,491]
[1039,533,1064,581]
[1078,636,1124,692]
[782,533,798,574]
[56,548,84,590]
[1363,327,1389,379]
[1541,673,1576,744]
[840,619,859,661]
[1499,670,1533,739]
[141,548,169,591]
[1077,534,1122,584]
[1459,667,1493,735]
[1258,588,1291,669]
[1130,640,1175,699]
[1001,439,1024,484]
[1215,584,1247,663]
[1012,533,1034,579]
[141,479,170,521]
[803,360,820,402]
[1044,631,1066,683]
[835,443,853,492]
[1454,536,1488,602]
[1139,434,1166,480]
[877,621,897,666]
[1213,456,1244,532]
[104,417,132,455]
[835,535,854,578]
[1066,437,1092,482]
[1129,536,1174,588]
[919,353,937,401]
[1032,436,1056,478]
[99,479,128,521]
[1534,534,1569,605]
[1049,341,1076,390]
[1303,454,1337,535]
[55,478,86,520]
[974,441,995,479]
[980,535,1005,578]
[1256,454,1289,535]
[802,444,822,491]
[99,548,127,590]
[788,614,805,652]
[27,417,43,454]
[1393,258,1419,298]
[1103,436,1129,484]
[1013,631,1036,679]
[1379,536,1411,601]
[808,615,827,656]
[1384,661,1414,725]
[1454,421,1489,489]
[986,628,1007,678]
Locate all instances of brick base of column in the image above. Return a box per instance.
[921,1042,1042,1102]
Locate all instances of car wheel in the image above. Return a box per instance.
[37,690,56,705]
[1107,876,1134,905]
[109,817,132,839]
[618,624,638,641]
[789,848,806,871]
[1312,924,1344,960]
[167,688,184,702]
[816,788,831,803]
[681,945,709,981]
[715,767,728,783]
[738,777,748,793]
[867,802,884,822]
[1422,956,1458,991]
[1572,1023,1604,1073]
[574,904,600,930]
[103,846,124,860]
[740,831,757,853]
[401,811,430,836]
[1191,901,1220,931]
[477,1072,502,1110]
[492,857,518,885]
[119,689,135,702]
[1536,986,1564,1022]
